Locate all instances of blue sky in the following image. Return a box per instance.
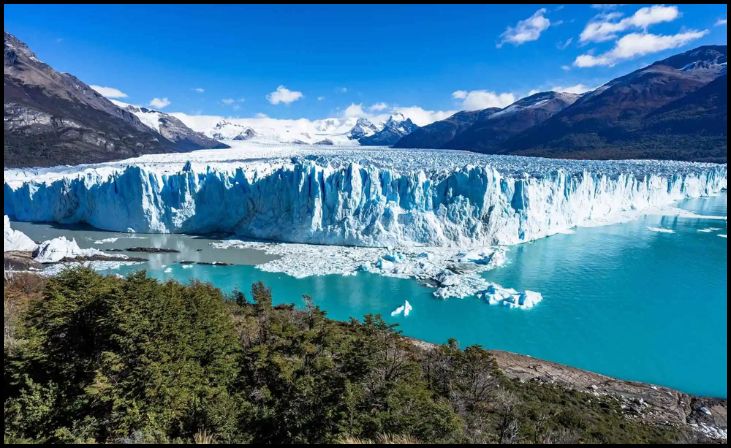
[4,4,727,123]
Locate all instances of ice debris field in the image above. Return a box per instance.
[4,142,727,309]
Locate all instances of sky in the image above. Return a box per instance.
[4,4,728,124]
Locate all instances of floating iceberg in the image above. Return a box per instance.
[478,284,543,310]
[4,215,37,252]
[391,299,413,317]
[32,236,105,263]
[4,144,726,248]
[93,237,119,244]
[390,304,405,317]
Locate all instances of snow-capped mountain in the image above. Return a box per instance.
[3,32,228,168]
[115,102,227,150]
[356,113,419,146]
[173,114,362,146]
[347,118,379,140]
[210,120,257,141]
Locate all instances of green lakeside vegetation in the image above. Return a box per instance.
[4,268,686,444]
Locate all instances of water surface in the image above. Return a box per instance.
[12,194,727,397]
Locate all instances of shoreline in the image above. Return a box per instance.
[407,338,727,441]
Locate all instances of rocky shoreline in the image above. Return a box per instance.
[409,338,727,443]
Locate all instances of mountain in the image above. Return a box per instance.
[347,117,379,140]
[3,32,227,168]
[394,108,499,149]
[446,92,580,152]
[395,45,726,162]
[118,103,228,150]
[357,113,419,146]
[209,120,257,141]
[504,45,727,162]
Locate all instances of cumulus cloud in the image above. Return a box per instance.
[452,90,516,110]
[580,5,679,43]
[90,85,128,98]
[149,97,171,109]
[369,102,388,112]
[716,18,727,26]
[344,103,366,118]
[574,30,709,67]
[266,85,303,105]
[193,87,205,93]
[498,8,551,47]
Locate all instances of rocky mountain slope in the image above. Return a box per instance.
[503,46,727,162]
[4,32,226,168]
[396,45,727,162]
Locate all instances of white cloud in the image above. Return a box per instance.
[344,103,366,118]
[90,85,128,98]
[149,97,171,109]
[716,18,727,26]
[574,30,709,67]
[580,5,679,43]
[591,4,622,10]
[193,87,205,93]
[317,96,325,101]
[369,102,388,112]
[550,83,594,94]
[452,90,516,110]
[337,87,348,94]
[498,8,551,47]
[266,85,303,105]
[561,65,572,71]
[390,106,456,126]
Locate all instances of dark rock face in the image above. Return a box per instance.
[394,109,499,149]
[396,45,726,162]
[503,45,727,162]
[447,92,580,153]
[4,32,227,168]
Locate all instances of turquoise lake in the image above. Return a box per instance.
[12,194,727,398]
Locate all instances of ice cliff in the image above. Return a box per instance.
[4,215,37,252]
[3,146,727,248]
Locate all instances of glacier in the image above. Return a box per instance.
[4,215,37,252]
[4,143,727,248]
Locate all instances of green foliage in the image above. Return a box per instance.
[4,268,683,444]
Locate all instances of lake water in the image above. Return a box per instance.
[12,194,727,398]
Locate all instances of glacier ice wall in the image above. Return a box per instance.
[3,158,727,247]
